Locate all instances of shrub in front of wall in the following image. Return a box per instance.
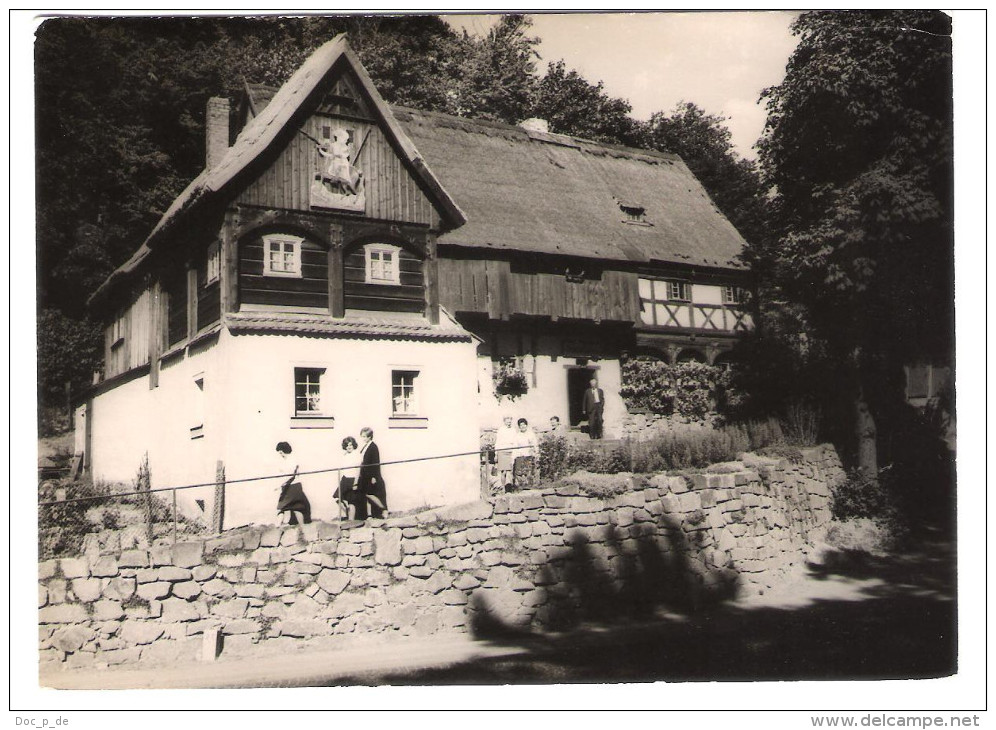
[621,359,742,421]
[38,478,113,560]
[557,470,641,498]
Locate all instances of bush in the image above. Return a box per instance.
[621,359,743,421]
[556,470,644,498]
[626,426,750,472]
[38,478,113,560]
[538,437,629,481]
[783,401,822,446]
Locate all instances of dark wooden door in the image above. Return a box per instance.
[567,367,596,428]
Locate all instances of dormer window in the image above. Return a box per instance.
[618,200,650,226]
[365,244,401,285]
[263,234,302,278]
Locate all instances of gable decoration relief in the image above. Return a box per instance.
[310,125,366,212]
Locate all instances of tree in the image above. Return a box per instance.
[757,11,953,480]
[533,60,641,145]
[643,102,770,258]
[450,14,539,123]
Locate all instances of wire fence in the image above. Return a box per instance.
[37,444,544,560]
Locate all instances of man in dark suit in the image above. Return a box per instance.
[357,426,388,519]
[582,377,605,440]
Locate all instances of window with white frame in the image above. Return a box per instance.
[638,277,691,326]
[667,280,691,302]
[365,244,401,285]
[391,370,420,416]
[722,285,744,305]
[206,241,221,284]
[294,367,326,416]
[263,234,303,278]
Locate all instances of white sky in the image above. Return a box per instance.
[445,11,800,159]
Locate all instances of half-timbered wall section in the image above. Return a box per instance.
[637,278,753,334]
[163,266,188,349]
[236,68,439,228]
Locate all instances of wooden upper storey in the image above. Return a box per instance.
[92,36,753,383]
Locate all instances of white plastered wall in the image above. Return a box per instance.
[217,331,482,528]
[89,341,221,522]
[475,331,624,439]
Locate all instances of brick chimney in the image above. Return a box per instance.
[205,97,231,170]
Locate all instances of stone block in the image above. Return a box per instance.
[316,569,351,596]
[171,581,201,600]
[71,577,103,603]
[170,542,203,569]
[137,581,171,601]
[235,583,265,599]
[240,565,258,583]
[92,599,124,621]
[372,530,402,566]
[279,619,328,638]
[211,598,250,619]
[159,597,200,622]
[223,618,260,635]
[216,553,245,568]
[406,535,433,555]
[425,571,453,594]
[279,527,301,547]
[119,621,164,645]
[262,601,287,619]
[52,625,95,654]
[91,556,119,578]
[436,501,494,522]
[38,584,49,608]
[39,560,59,580]
[147,544,171,567]
[158,566,193,582]
[677,492,702,513]
[135,568,158,584]
[201,579,234,598]
[119,550,150,569]
[60,557,90,578]
[140,638,200,665]
[260,528,282,548]
[408,564,433,579]
[337,542,361,557]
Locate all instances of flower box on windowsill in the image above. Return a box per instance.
[289,415,336,429]
[388,415,429,429]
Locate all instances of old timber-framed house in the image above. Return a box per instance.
[84,36,751,527]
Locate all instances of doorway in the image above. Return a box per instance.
[567,367,597,428]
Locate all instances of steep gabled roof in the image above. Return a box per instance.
[393,107,748,270]
[91,35,465,305]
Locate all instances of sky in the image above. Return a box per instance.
[445,11,800,159]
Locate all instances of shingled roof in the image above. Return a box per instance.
[392,107,748,270]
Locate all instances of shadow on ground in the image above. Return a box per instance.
[326,521,955,686]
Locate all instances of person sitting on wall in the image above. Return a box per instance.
[274,441,311,525]
[333,435,362,520]
[494,414,517,494]
[511,418,540,491]
[583,377,606,440]
[357,427,388,520]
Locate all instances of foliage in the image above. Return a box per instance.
[533,60,642,145]
[756,445,804,464]
[626,428,749,473]
[621,358,744,421]
[36,308,102,408]
[555,470,644,499]
[831,470,901,523]
[38,478,115,560]
[757,11,954,475]
[492,358,529,400]
[538,437,628,481]
[643,102,771,251]
[782,401,822,446]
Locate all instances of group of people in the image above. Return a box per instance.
[493,415,541,494]
[272,426,388,526]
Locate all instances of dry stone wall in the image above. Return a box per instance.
[39,446,844,671]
